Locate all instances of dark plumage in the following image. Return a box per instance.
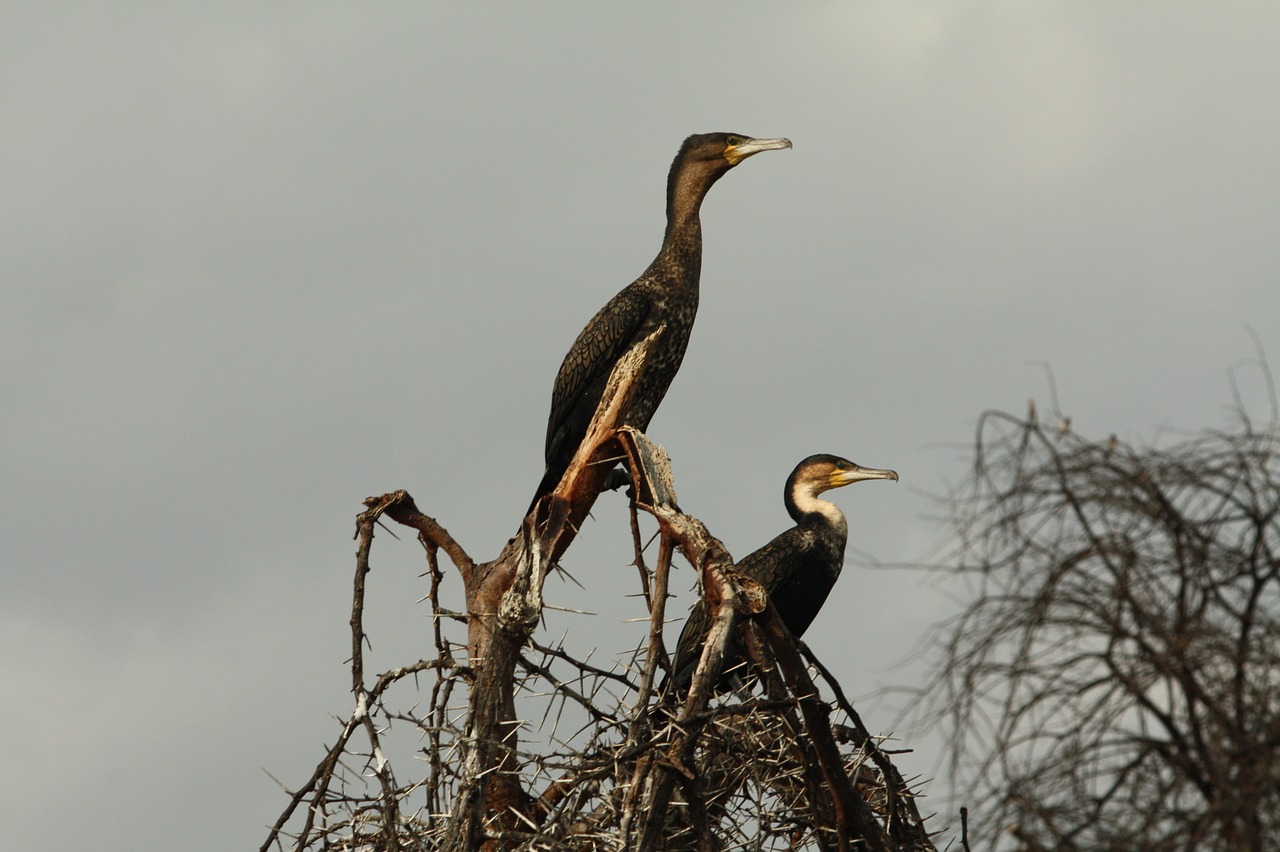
[667,454,898,692]
[530,133,791,512]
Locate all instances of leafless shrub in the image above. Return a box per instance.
[922,387,1280,851]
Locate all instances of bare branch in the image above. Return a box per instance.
[265,368,935,851]
[919,401,1280,851]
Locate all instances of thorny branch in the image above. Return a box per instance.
[264,353,933,850]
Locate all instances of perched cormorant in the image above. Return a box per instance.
[667,454,898,692]
[530,133,792,512]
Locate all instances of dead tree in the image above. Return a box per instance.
[921,399,1280,851]
[262,330,934,851]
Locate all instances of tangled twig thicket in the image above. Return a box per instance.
[920,387,1280,851]
[261,342,933,851]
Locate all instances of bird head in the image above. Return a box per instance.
[678,132,792,169]
[792,453,899,497]
[782,454,897,534]
[722,133,793,165]
[666,133,792,210]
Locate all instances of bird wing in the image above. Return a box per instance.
[736,527,813,594]
[668,527,814,689]
[756,527,838,640]
[669,596,712,690]
[544,284,652,459]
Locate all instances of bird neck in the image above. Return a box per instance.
[653,200,703,289]
[656,219,702,280]
[663,163,719,245]
[785,484,849,540]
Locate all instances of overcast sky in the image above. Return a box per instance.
[4,4,1279,849]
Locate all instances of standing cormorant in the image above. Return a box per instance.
[530,133,792,512]
[667,454,898,692]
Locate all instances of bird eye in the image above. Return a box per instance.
[725,135,743,147]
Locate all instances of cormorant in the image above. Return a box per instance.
[530,133,792,512]
[667,454,898,692]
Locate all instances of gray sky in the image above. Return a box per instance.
[4,3,1278,849]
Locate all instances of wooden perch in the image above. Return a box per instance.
[444,329,666,848]
[267,327,936,851]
